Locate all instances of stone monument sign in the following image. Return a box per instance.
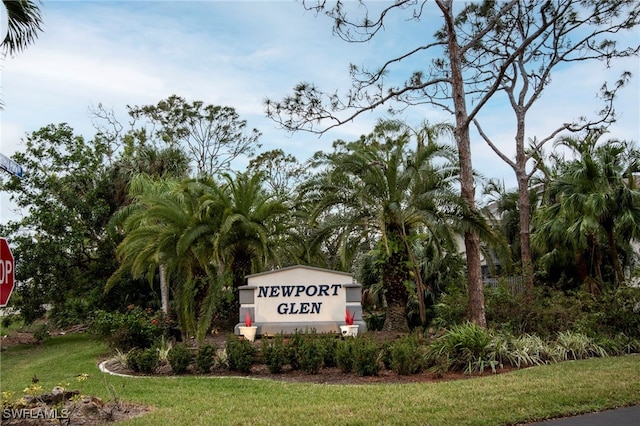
[235,265,366,336]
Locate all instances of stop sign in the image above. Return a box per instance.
[0,238,15,307]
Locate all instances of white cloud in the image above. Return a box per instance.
[1,1,638,220]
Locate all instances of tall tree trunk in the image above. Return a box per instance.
[438,0,486,328]
[231,250,252,322]
[517,172,535,302]
[159,263,169,315]
[381,239,410,332]
[587,234,603,295]
[603,224,625,285]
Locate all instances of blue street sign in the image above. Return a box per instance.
[0,153,23,178]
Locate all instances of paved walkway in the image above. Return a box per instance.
[530,405,640,425]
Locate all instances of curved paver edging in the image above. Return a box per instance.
[98,359,260,380]
[98,360,149,378]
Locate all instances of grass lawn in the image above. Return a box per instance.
[1,334,639,425]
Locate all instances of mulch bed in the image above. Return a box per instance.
[101,331,516,385]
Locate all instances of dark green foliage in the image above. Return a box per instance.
[595,333,640,356]
[1,315,15,328]
[298,333,325,374]
[390,334,426,375]
[364,312,385,331]
[262,335,288,374]
[90,306,174,350]
[336,336,381,376]
[379,341,393,370]
[285,330,306,370]
[168,344,192,374]
[575,286,640,339]
[195,344,216,374]
[225,335,256,373]
[0,124,123,325]
[431,286,468,329]
[319,334,338,368]
[127,347,159,374]
[351,337,381,377]
[32,324,50,343]
[335,339,354,373]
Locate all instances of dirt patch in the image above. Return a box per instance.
[1,332,39,348]
[1,391,153,425]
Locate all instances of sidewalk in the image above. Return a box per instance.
[530,405,640,425]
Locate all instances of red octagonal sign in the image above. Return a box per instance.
[0,238,15,308]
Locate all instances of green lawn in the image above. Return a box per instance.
[1,334,638,425]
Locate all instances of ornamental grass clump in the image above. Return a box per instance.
[506,333,552,367]
[554,331,607,361]
[427,322,497,374]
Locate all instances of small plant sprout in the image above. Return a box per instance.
[23,384,42,396]
[345,310,355,325]
[244,312,253,327]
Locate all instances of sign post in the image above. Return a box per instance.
[0,238,15,307]
[0,153,23,178]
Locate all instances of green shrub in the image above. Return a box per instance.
[379,341,393,370]
[390,334,426,375]
[351,337,380,377]
[319,334,338,368]
[431,287,468,329]
[33,324,50,342]
[335,339,354,373]
[90,306,176,350]
[485,284,530,335]
[298,334,325,374]
[168,344,192,374]
[262,335,288,374]
[226,335,256,373]
[285,330,305,371]
[126,347,159,374]
[49,295,95,329]
[1,314,16,328]
[574,287,640,339]
[364,312,385,331]
[195,344,216,374]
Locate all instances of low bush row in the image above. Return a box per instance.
[115,325,640,376]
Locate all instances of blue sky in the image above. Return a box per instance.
[1,1,639,222]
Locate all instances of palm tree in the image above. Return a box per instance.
[193,172,289,314]
[534,130,640,291]
[305,119,470,331]
[107,176,188,316]
[108,144,191,313]
[108,175,226,340]
[1,0,43,56]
